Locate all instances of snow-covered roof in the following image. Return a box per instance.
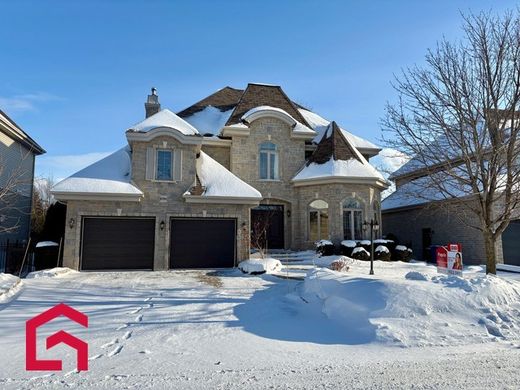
[52,146,143,201]
[293,157,385,182]
[298,108,381,153]
[382,174,466,211]
[241,106,316,135]
[182,106,233,137]
[128,109,199,136]
[184,151,262,203]
[293,121,386,186]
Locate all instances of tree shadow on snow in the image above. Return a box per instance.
[233,276,387,345]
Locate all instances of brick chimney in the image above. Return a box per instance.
[145,87,161,118]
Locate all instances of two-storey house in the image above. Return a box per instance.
[52,84,388,270]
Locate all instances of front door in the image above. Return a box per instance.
[251,205,284,250]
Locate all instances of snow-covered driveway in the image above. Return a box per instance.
[1,269,520,389]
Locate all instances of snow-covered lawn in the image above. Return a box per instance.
[0,261,520,389]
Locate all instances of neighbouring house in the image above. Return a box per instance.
[52,84,388,271]
[0,109,45,243]
[382,154,518,267]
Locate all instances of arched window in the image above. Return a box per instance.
[343,197,364,240]
[259,142,279,180]
[309,200,329,241]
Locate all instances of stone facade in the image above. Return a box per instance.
[62,115,384,270]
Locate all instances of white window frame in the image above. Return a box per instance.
[342,197,364,240]
[259,142,279,180]
[155,148,174,181]
[308,200,329,241]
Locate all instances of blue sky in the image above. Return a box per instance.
[0,0,516,180]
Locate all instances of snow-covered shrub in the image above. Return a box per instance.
[329,256,354,272]
[394,245,413,262]
[351,247,370,261]
[315,239,334,256]
[238,258,282,275]
[340,240,357,256]
[374,245,391,261]
[359,240,371,253]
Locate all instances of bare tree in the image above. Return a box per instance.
[250,211,275,259]
[0,149,33,236]
[383,10,520,274]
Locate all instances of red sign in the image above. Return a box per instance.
[436,246,448,268]
[26,303,89,371]
[436,243,463,275]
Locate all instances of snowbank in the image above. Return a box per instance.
[239,258,283,275]
[26,267,77,279]
[302,263,520,347]
[0,274,22,303]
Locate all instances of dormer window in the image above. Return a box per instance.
[259,142,279,180]
[156,149,173,180]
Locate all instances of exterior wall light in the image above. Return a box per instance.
[69,218,75,229]
[160,220,165,231]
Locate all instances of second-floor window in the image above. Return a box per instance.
[259,142,279,180]
[156,149,173,180]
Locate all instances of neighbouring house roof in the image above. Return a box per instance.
[128,109,199,136]
[293,121,387,187]
[184,151,262,204]
[51,146,143,201]
[0,109,45,155]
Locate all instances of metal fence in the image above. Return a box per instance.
[0,240,35,276]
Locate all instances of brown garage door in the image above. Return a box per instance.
[81,217,155,270]
[170,218,236,269]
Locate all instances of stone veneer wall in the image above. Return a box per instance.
[62,134,252,271]
[295,184,381,250]
[201,145,231,169]
[228,117,306,249]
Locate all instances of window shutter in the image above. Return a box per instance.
[173,150,182,181]
[145,147,155,180]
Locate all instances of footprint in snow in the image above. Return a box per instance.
[122,331,132,340]
[129,307,143,314]
[107,345,123,357]
[116,324,128,331]
[139,350,151,354]
[89,354,103,361]
[144,297,152,302]
[135,314,143,322]
[147,303,154,309]
[101,339,118,349]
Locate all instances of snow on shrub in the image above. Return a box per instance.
[394,246,413,262]
[341,240,357,248]
[238,258,282,275]
[26,267,77,279]
[329,256,354,273]
[315,239,334,256]
[0,274,22,303]
[360,240,371,246]
[351,247,370,261]
[374,245,391,261]
[340,240,357,256]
